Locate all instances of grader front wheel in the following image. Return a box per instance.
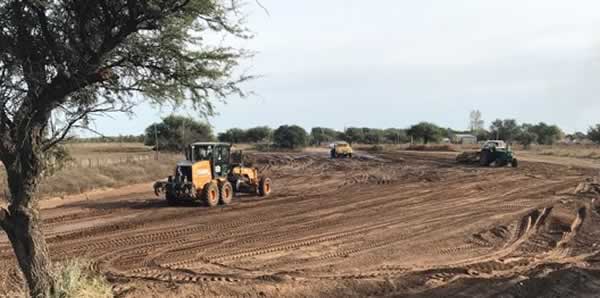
[259,177,272,197]
[203,182,220,207]
[220,182,233,205]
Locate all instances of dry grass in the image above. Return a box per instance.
[406,144,458,152]
[65,142,154,161]
[523,144,600,160]
[52,259,113,298]
[4,259,113,298]
[0,143,182,201]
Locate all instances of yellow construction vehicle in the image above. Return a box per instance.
[330,141,353,158]
[153,142,272,206]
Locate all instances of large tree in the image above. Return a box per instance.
[273,125,308,149]
[489,119,521,143]
[407,122,443,144]
[0,1,249,296]
[144,115,214,151]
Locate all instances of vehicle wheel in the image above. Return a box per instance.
[512,158,518,168]
[220,182,233,205]
[348,153,353,159]
[258,177,272,197]
[203,182,220,207]
[480,151,490,166]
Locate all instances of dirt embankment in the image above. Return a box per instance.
[1,151,600,297]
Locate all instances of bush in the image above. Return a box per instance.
[273,125,308,149]
[52,259,112,298]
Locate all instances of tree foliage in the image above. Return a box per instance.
[245,126,272,143]
[217,126,272,144]
[528,122,562,145]
[516,129,538,149]
[383,128,409,144]
[0,1,250,295]
[144,115,214,151]
[407,122,443,144]
[273,125,308,149]
[218,128,246,144]
[342,127,365,145]
[588,125,600,144]
[489,119,520,142]
[310,127,339,145]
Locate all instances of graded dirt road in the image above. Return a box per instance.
[1,150,600,297]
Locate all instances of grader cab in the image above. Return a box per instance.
[154,142,272,206]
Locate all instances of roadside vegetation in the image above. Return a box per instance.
[8,260,113,298]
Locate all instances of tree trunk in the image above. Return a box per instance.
[1,206,54,297]
[0,127,55,297]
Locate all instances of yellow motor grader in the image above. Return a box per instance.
[154,142,272,206]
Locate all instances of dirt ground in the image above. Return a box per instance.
[2,150,600,297]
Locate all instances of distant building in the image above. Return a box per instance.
[454,134,477,145]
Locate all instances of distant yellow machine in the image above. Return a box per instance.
[330,141,353,158]
[154,142,272,206]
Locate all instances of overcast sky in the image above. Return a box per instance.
[92,0,600,135]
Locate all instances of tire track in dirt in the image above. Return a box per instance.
[1,150,599,297]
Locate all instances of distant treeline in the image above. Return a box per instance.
[71,115,600,151]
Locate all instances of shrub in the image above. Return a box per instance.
[52,259,112,298]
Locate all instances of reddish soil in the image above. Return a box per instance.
[1,151,600,297]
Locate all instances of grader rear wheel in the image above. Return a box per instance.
[203,182,220,207]
[220,182,233,205]
[259,177,272,197]
[512,158,519,168]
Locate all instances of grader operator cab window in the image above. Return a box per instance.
[193,146,213,162]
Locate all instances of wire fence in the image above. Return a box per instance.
[62,153,170,169]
